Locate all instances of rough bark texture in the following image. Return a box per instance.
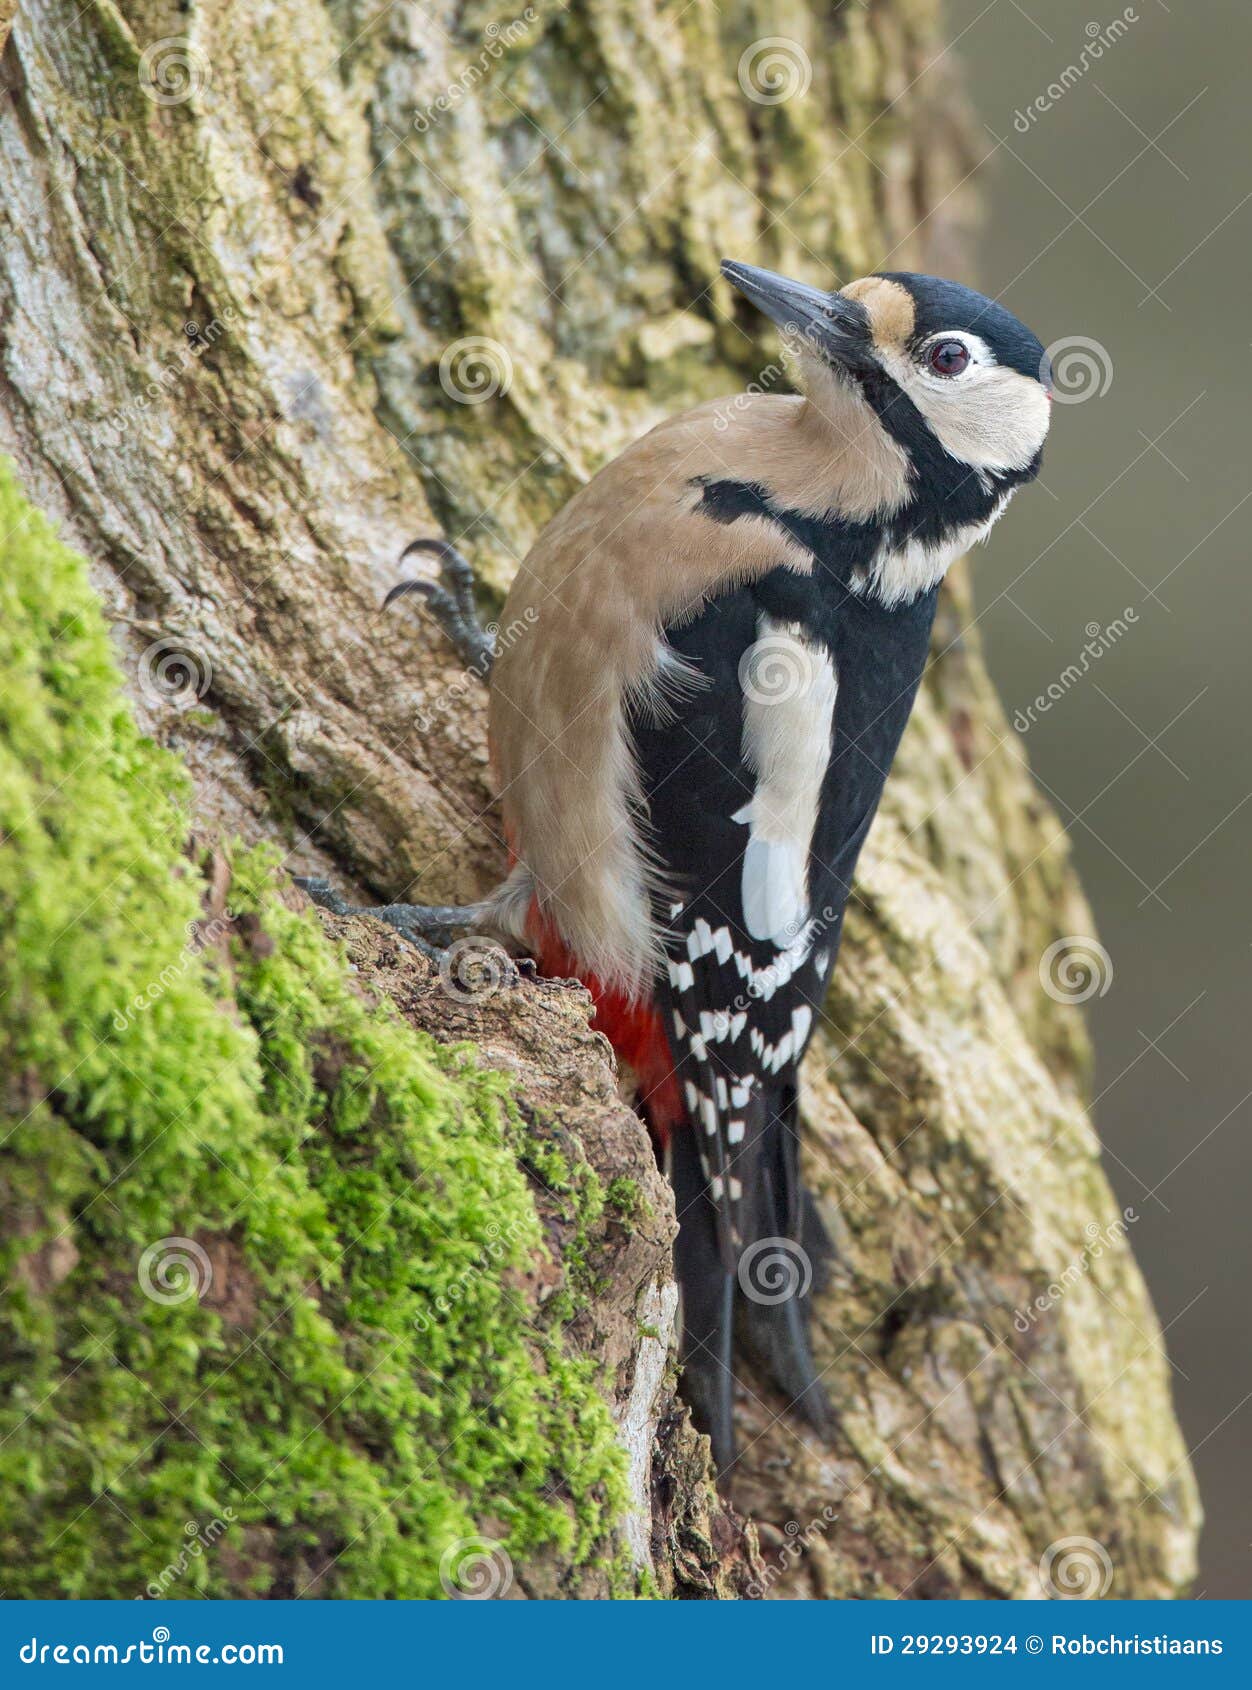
[0,0,1198,1596]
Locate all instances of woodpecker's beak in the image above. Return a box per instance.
[721,259,872,371]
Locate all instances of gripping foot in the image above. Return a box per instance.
[295,877,524,1000]
[295,876,481,962]
[384,538,495,676]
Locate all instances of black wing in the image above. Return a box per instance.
[628,566,940,1258]
[629,584,830,1268]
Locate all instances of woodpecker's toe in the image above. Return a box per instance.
[295,879,487,963]
[385,537,496,675]
[293,876,354,918]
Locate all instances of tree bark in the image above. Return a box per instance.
[0,0,1198,1596]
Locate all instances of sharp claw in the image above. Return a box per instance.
[384,538,496,675]
[382,577,439,610]
[397,536,456,570]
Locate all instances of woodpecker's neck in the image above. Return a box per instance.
[690,367,1038,613]
[791,360,1039,607]
[792,367,912,526]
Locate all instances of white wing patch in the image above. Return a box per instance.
[735,617,837,943]
[734,834,809,944]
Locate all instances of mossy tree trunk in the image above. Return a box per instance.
[0,0,1198,1596]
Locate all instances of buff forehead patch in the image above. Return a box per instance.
[841,276,916,351]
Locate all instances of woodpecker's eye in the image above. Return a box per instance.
[927,339,970,377]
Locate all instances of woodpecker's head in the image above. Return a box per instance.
[722,259,1052,477]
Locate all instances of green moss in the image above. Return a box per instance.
[0,458,627,1597]
[517,1127,608,1320]
[634,1563,662,1600]
[605,1175,651,1225]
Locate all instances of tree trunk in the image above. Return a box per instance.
[0,0,1198,1597]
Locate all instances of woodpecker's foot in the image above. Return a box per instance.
[294,876,487,965]
[383,538,495,676]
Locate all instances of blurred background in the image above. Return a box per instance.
[946,0,1249,1597]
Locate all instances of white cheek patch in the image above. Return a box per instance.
[733,617,837,943]
[876,340,1051,472]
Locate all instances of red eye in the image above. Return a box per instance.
[928,339,969,376]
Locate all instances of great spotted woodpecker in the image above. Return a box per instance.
[306,262,1052,1473]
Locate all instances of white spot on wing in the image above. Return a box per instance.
[740,837,809,944]
[734,922,818,1001]
[737,618,837,943]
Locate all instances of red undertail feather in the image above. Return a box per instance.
[525,900,683,1144]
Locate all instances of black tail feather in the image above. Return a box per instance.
[671,1122,737,1473]
[737,1179,833,1440]
[737,1094,833,1438]
[670,1087,834,1472]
